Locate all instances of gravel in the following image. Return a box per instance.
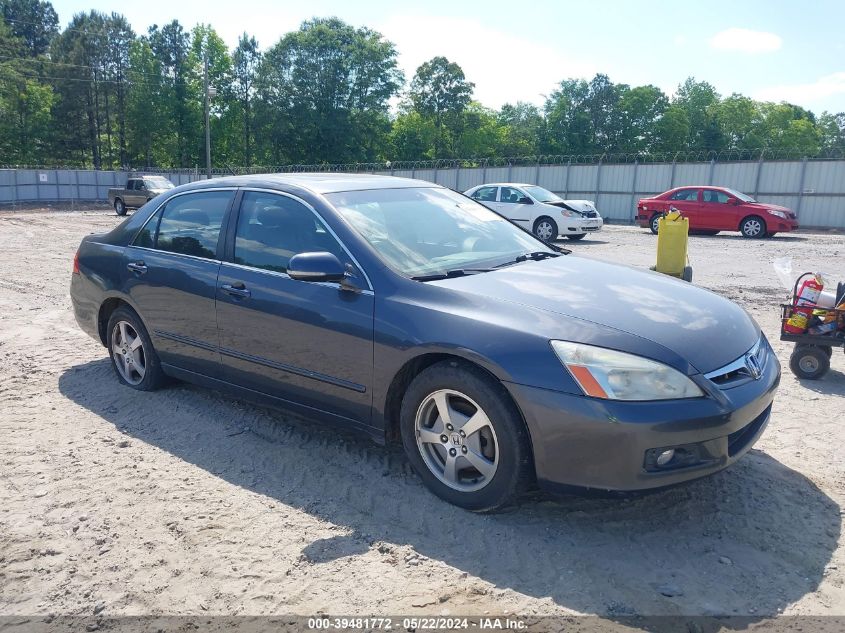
[0,211,843,618]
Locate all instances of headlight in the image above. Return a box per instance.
[561,210,573,217]
[768,209,787,219]
[551,341,704,401]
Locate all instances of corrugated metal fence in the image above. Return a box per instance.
[3,159,845,228]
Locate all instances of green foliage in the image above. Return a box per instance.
[2,3,844,167]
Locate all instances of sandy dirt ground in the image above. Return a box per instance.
[0,210,843,624]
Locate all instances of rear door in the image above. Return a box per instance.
[667,188,702,227]
[215,190,375,426]
[123,189,235,374]
[468,186,498,211]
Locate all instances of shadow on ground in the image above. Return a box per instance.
[59,359,840,623]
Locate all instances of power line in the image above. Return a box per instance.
[0,54,172,82]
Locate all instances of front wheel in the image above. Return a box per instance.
[789,345,830,380]
[400,361,534,512]
[114,198,127,216]
[566,233,586,241]
[740,215,767,238]
[533,217,558,242]
[107,306,166,391]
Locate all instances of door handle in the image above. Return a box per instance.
[127,261,147,274]
[221,282,251,298]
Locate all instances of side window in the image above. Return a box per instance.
[133,208,161,248]
[500,186,530,204]
[703,189,731,204]
[234,192,351,274]
[127,180,138,191]
[471,186,497,202]
[669,189,699,201]
[154,190,233,259]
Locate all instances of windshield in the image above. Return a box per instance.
[328,187,552,278]
[523,185,563,204]
[144,176,174,189]
[724,188,756,203]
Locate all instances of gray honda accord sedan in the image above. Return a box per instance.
[70,174,780,511]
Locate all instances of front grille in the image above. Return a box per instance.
[704,335,768,387]
[728,403,771,456]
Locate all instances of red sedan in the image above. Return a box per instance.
[636,186,799,238]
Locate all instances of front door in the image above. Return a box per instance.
[496,186,533,228]
[215,190,375,426]
[123,189,235,374]
[699,188,734,230]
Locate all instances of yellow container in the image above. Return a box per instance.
[655,211,689,278]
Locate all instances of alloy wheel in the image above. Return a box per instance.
[111,320,146,385]
[414,389,499,492]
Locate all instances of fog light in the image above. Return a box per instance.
[656,449,675,466]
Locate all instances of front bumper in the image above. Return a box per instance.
[563,217,603,234]
[504,345,780,492]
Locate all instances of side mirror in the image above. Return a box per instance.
[288,252,347,283]
[518,197,533,205]
[730,197,740,205]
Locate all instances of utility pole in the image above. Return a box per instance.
[204,53,212,179]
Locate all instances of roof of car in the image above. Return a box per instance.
[470,183,536,188]
[181,173,441,195]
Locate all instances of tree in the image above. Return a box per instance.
[617,84,668,153]
[256,17,403,164]
[230,33,261,166]
[674,77,722,150]
[0,0,57,56]
[497,102,543,156]
[542,78,591,153]
[126,39,166,166]
[0,18,53,163]
[652,104,689,153]
[408,56,473,156]
[818,112,845,153]
[149,20,199,166]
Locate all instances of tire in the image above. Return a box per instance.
[532,217,558,242]
[107,306,166,391]
[682,266,693,283]
[740,215,766,239]
[399,360,534,512]
[114,198,127,216]
[566,233,586,241]
[649,213,662,235]
[789,345,830,380]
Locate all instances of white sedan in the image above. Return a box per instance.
[464,183,603,241]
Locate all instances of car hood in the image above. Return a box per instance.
[545,200,598,215]
[748,202,792,213]
[431,256,759,374]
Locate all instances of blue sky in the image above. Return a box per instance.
[52,0,845,114]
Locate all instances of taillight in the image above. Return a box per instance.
[72,250,80,274]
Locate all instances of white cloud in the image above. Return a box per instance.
[709,28,782,54]
[754,72,845,104]
[377,14,596,109]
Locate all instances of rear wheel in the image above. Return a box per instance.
[740,215,766,238]
[566,233,586,241]
[114,198,127,216]
[789,345,830,380]
[533,217,558,242]
[400,361,533,512]
[649,213,662,235]
[107,306,166,391]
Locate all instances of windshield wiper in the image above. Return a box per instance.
[495,251,563,268]
[411,268,494,282]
